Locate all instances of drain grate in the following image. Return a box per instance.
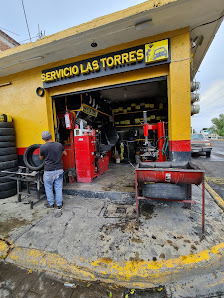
[116,207,127,214]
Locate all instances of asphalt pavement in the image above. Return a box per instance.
[192,140,224,199]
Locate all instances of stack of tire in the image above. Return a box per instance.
[0,115,18,199]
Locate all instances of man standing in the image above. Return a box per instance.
[39,131,67,209]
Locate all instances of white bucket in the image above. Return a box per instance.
[115,156,120,164]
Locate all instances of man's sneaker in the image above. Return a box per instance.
[44,203,54,208]
[57,202,63,209]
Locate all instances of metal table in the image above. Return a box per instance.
[0,166,46,209]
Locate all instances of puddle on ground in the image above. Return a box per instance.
[0,218,30,238]
[140,202,155,219]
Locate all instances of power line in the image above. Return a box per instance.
[21,0,32,42]
[190,14,224,32]
[0,27,20,36]
[19,35,39,43]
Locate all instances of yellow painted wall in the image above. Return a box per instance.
[168,31,191,141]
[0,69,54,148]
[0,27,190,149]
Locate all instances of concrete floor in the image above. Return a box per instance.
[1,161,224,295]
[1,184,224,263]
[64,163,136,194]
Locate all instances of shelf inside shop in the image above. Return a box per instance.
[116,124,142,128]
[113,108,167,116]
[115,119,167,128]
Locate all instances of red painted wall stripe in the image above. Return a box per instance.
[169,140,191,152]
[17,148,40,155]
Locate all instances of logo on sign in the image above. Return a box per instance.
[145,39,169,64]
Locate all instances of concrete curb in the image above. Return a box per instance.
[205,182,224,212]
[4,243,224,287]
[63,188,135,202]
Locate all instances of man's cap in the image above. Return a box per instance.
[41,131,52,140]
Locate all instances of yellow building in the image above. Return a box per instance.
[0,0,223,164]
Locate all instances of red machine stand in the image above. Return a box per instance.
[97,155,109,176]
[74,134,96,183]
[135,163,205,234]
[143,121,166,162]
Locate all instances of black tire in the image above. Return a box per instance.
[24,144,44,171]
[0,167,18,183]
[0,128,15,136]
[0,181,17,191]
[0,160,18,170]
[0,176,14,183]
[0,135,15,142]
[0,188,17,199]
[0,141,16,148]
[142,183,188,200]
[0,147,17,156]
[206,151,211,157]
[0,154,18,162]
[0,122,14,128]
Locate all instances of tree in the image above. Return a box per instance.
[209,114,224,136]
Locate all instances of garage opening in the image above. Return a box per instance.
[52,77,168,192]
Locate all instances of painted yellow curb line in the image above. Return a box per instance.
[205,182,224,211]
[0,239,9,259]
[6,243,224,287]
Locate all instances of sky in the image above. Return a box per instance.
[1,0,224,133]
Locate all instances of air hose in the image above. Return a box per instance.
[156,136,169,157]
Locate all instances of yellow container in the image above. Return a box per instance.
[131,103,136,107]
[115,122,119,125]
[151,115,155,119]
[123,109,127,113]
[120,120,125,125]
[114,109,119,113]
[135,105,140,109]
[149,104,154,109]
[159,103,163,109]
[127,107,131,111]
[147,117,151,122]
[135,118,140,124]
[145,104,150,108]
[140,102,145,106]
[0,114,12,122]
[156,116,161,120]
[118,107,123,111]
[124,120,130,125]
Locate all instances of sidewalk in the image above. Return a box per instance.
[1,184,224,290]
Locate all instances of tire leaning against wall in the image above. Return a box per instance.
[0,121,18,199]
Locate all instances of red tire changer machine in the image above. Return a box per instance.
[62,111,109,183]
[135,111,205,234]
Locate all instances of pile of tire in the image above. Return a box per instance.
[0,118,18,199]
